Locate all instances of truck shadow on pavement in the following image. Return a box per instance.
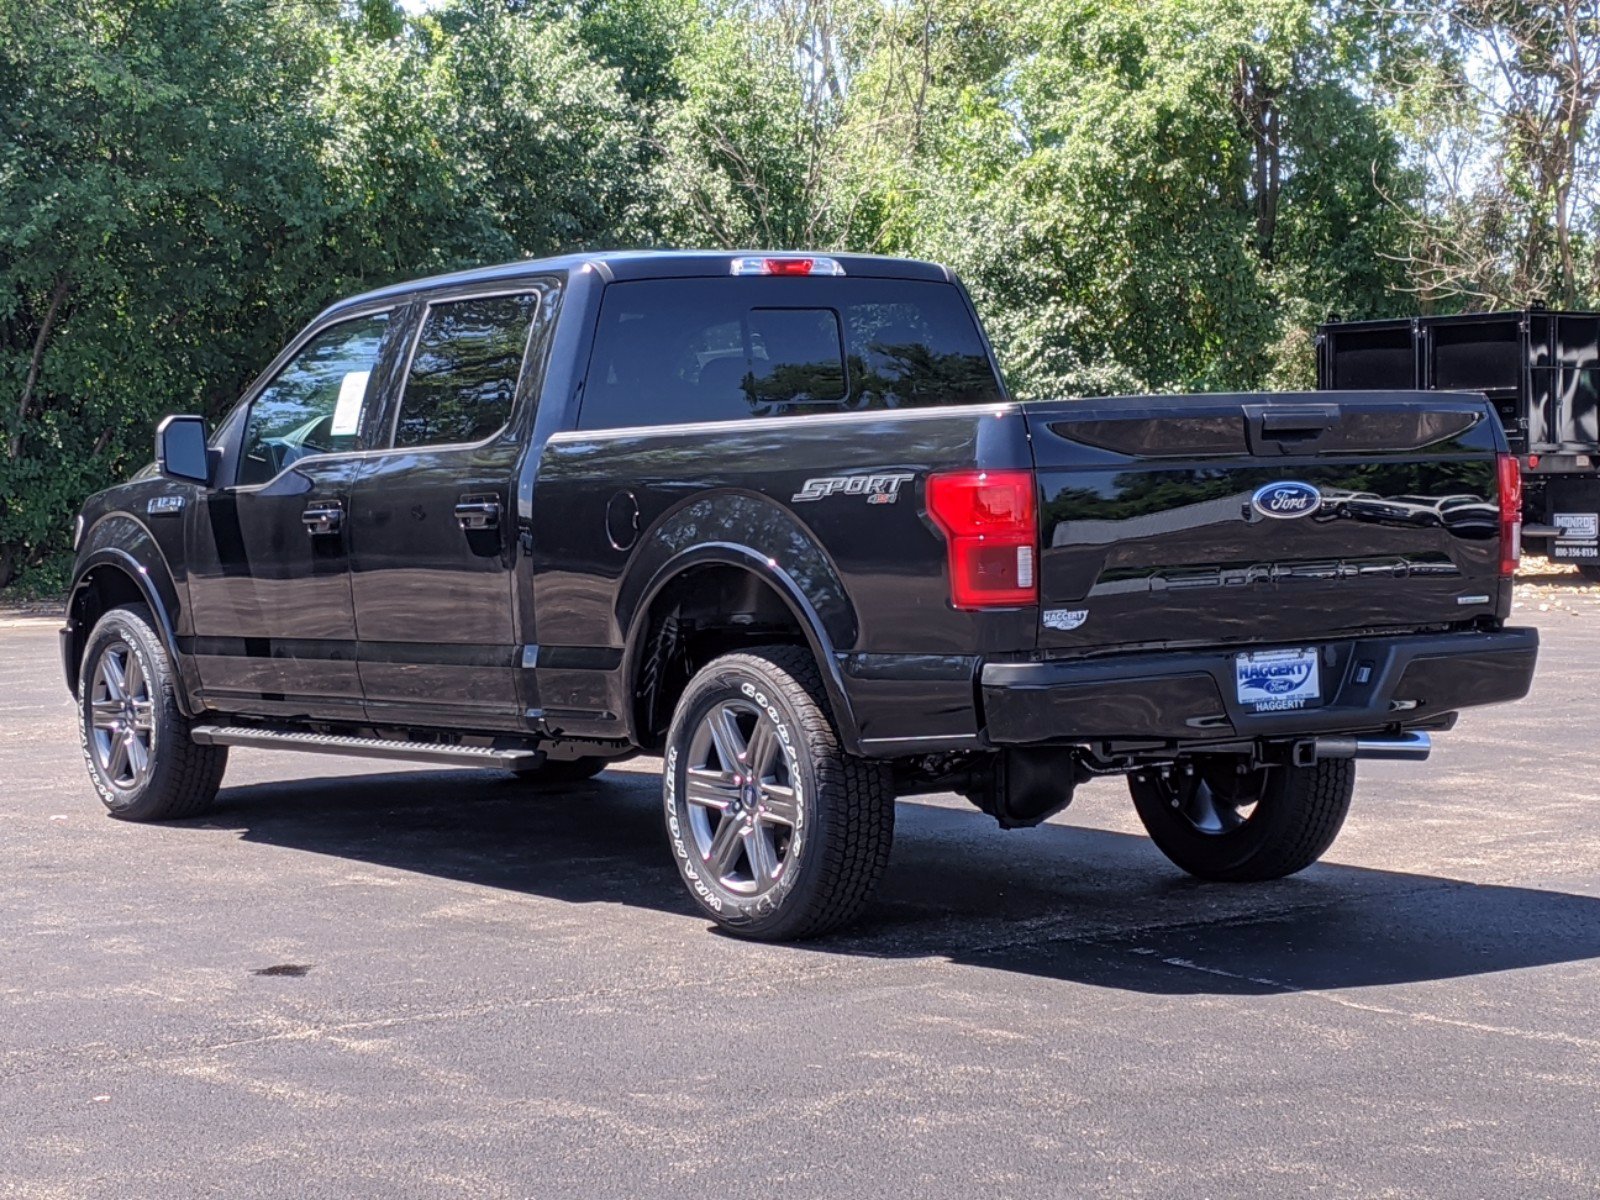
[198,764,1600,996]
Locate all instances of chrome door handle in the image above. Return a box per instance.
[455,496,501,531]
[301,502,343,536]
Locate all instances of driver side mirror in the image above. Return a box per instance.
[156,415,213,487]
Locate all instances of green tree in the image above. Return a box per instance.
[650,5,847,247]
[890,0,1417,397]
[316,0,650,282]
[0,0,649,588]
[1379,0,1600,309]
[4,0,1571,592]
[0,0,339,589]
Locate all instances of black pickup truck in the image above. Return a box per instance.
[63,251,1538,939]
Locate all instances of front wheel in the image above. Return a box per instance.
[77,603,228,821]
[663,646,894,940]
[1128,757,1354,882]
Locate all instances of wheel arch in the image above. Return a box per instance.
[621,543,862,755]
[63,545,189,712]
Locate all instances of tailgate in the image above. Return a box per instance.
[1025,391,1506,653]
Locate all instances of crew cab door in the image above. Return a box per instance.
[347,285,556,730]
[185,307,401,720]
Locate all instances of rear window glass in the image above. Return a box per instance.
[395,293,540,448]
[578,277,1003,431]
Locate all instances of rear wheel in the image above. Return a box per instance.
[1128,756,1354,882]
[1576,562,1600,584]
[77,603,228,821]
[662,646,894,940]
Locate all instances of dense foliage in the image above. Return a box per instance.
[2,0,1597,589]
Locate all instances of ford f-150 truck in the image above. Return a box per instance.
[62,251,1539,939]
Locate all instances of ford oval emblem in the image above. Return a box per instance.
[1251,481,1322,519]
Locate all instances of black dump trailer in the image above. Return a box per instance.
[1318,308,1600,577]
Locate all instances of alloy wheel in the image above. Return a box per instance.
[89,640,155,791]
[682,698,800,896]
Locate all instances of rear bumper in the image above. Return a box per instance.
[980,627,1538,747]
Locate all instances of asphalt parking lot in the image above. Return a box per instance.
[4,585,1600,1199]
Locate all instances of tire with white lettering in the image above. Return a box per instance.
[1128,757,1354,882]
[78,603,228,822]
[663,646,894,940]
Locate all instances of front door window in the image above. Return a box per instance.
[237,312,392,486]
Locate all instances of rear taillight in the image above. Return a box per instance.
[1498,451,1522,577]
[926,470,1038,608]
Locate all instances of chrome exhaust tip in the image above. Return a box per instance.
[1295,731,1432,765]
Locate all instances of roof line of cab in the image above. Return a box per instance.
[322,250,956,321]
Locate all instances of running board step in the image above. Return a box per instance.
[190,725,541,769]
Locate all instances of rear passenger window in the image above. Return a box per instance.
[578,277,1003,431]
[394,293,540,447]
